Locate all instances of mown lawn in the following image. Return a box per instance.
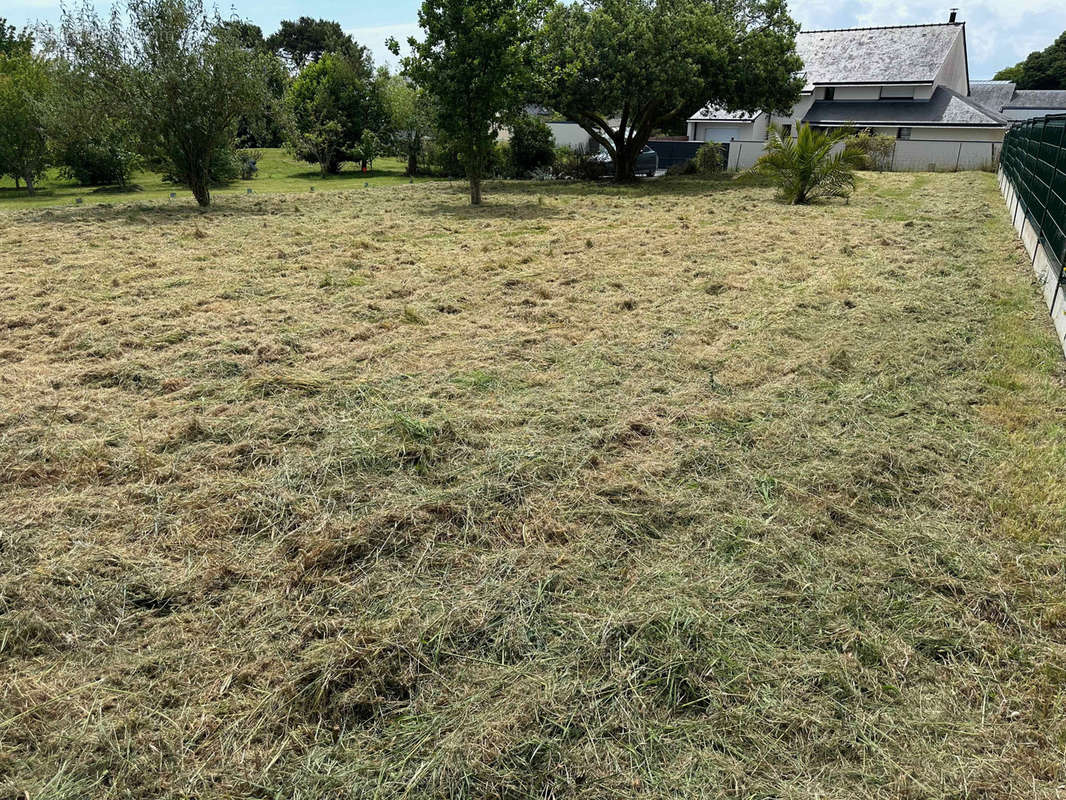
[0,148,426,209]
[1,172,1065,799]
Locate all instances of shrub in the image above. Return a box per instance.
[56,134,140,187]
[667,142,724,176]
[508,115,555,175]
[237,149,262,180]
[849,129,895,171]
[553,144,603,180]
[426,138,510,178]
[746,123,865,205]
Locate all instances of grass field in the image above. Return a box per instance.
[2,171,1065,799]
[0,149,425,209]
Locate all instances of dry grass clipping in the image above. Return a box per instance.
[1,173,1065,799]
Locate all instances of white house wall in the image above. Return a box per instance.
[546,122,595,150]
[934,31,969,95]
[691,120,758,142]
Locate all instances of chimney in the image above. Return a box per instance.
[948,8,958,23]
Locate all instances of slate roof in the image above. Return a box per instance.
[1007,89,1066,110]
[795,23,963,87]
[687,106,762,123]
[803,86,1008,127]
[969,81,1017,111]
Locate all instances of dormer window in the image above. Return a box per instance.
[823,87,835,101]
[880,86,915,99]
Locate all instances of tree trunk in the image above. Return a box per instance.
[406,149,418,177]
[189,173,211,207]
[614,144,637,183]
[23,171,35,196]
[469,175,482,205]
[14,176,20,190]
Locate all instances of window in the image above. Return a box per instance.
[823,87,835,101]
[897,127,912,140]
[881,86,915,99]
[780,124,792,138]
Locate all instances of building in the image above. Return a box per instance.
[970,81,1066,121]
[687,16,1009,171]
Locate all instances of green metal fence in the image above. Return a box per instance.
[1000,114,1066,279]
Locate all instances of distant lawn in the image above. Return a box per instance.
[0,148,429,209]
[2,172,1065,799]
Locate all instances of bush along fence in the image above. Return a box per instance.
[999,113,1066,357]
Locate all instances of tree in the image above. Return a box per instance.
[537,0,803,181]
[0,53,52,194]
[746,124,864,205]
[994,31,1066,90]
[406,0,545,204]
[379,70,435,176]
[215,19,267,51]
[212,19,288,148]
[55,0,274,206]
[0,18,33,58]
[268,17,362,71]
[284,51,383,175]
[508,114,555,174]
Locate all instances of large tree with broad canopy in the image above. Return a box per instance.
[536,0,804,181]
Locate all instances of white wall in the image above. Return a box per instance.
[935,30,970,96]
[769,94,815,132]
[723,134,1002,172]
[890,139,1001,170]
[546,122,594,150]
[726,141,768,170]
[692,119,759,143]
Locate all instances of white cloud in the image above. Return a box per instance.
[346,21,422,69]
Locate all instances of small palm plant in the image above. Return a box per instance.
[747,123,866,204]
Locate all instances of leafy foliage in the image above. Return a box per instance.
[284,51,383,175]
[55,0,275,206]
[55,131,140,187]
[536,0,803,181]
[746,123,865,205]
[552,143,602,180]
[849,129,896,172]
[268,17,363,71]
[0,18,33,58]
[508,114,555,175]
[993,30,1066,90]
[0,53,52,194]
[667,142,725,175]
[380,72,436,176]
[405,0,545,204]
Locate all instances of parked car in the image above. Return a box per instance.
[590,145,659,178]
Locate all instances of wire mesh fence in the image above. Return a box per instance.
[1000,114,1066,279]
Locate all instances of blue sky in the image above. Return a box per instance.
[6,0,1062,80]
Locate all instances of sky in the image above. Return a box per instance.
[4,0,1062,80]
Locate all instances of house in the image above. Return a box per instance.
[688,15,1009,171]
[970,80,1066,121]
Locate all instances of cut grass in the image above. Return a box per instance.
[1,171,1065,799]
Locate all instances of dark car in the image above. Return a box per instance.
[590,145,659,178]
